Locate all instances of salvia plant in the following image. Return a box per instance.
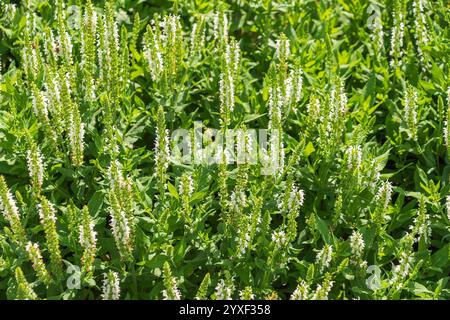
[79,206,97,273]
[0,0,448,301]
[25,241,51,286]
[101,271,120,300]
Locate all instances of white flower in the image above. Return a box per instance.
[38,201,56,224]
[267,128,284,175]
[190,22,198,53]
[58,31,73,65]
[162,277,182,300]
[216,145,232,164]
[229,190,247,212]
[316,244,333,272]
[31,47,39,75]
[0,187,20,224]
[288,186,305,212]
[222,14,229,41]
[25,242,42,268]
[3,4,17,23]
[389,11,405,67]
[101,271,120,300]
[391,252,414,290]
[0,176,26,243]
[215,279,234,300]
[370,13,384,55]
[268,87,282,129]
[179,174,194,199]
[346,145,362,173]
[237,228,251,256]
[154,127,171,171]
[83,8,97,34]
[339,81,348,114]
[110,208,131,249]
[112,21,119,52]
[307,95,321,119]
[375,180,393,213]
[232,41,240,75]
[311,278,334,300]
[284,75,293,105]
[290,281,310,300]
[271,230,288,248]
[446,195,450,220]
[275,36,290,61]
[415,215,431,243]
[278,183,305,212]
[444,87,450,148]
[294,68,303,103]
[79,221,97,249]
[26,146,44,192]
[213,12,219,40]
[68,111,85,166]
[219,71,235,115]
[31,90,49,120]
[349,230,365,258]
[411,198,431,244]
[412,0,429,61]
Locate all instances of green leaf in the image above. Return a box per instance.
[304,141,315,157]
[167,182,179,199]
[88,191,104,217]
[315,215,331,244]
[431,244,449,269]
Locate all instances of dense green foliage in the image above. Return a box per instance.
[0,0,449,300]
